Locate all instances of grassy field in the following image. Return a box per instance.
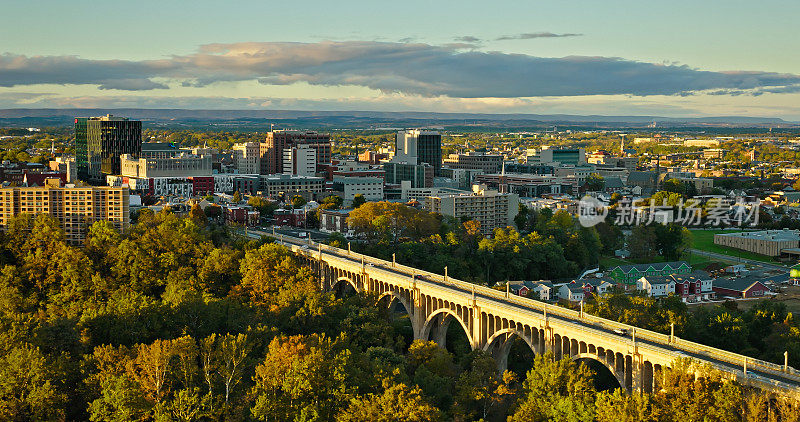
[688,229,779,264]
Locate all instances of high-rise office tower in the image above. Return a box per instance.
[260,131,331,175]
[395,130,442,175]
[75,114,142,183]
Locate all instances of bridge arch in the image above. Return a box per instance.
[421,308,474,350]
[377,291,413,316]
[332,276,360,295]
[572,353,626,391]
[482,328,537,373]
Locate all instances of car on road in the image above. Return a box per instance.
[613,328,629,336]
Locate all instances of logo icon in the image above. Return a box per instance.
[578,196,609,227]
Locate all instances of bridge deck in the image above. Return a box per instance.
[248,229,800,396]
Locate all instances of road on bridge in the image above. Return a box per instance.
[247,230,800,393]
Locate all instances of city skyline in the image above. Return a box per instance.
[2,0,800,119]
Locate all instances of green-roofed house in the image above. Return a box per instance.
[608,261,692,285]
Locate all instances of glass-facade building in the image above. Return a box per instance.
[395,130,442,176]
[384,162,434,188]
[75,115,142,183]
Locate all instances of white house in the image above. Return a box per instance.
[558,283,585,303]
[637,276,676,297]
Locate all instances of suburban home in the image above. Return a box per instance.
[506,280,554,301]
[671,270,715,302]
[636,276,676,297]
[609,261,692,285]
[713,276,770,299]
[558,283,585,303]
[531,281,555,301]
[580,277,617,296]
[506,280,535,297]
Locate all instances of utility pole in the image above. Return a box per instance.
[393,253,396,267]
[505,281,509,298]
[670,322,675,343]
[444,266,448,281]
[785,351,789,372]
[348,242,351,254]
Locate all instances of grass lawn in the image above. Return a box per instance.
[688,229,779,264]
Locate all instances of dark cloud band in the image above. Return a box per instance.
[1,42,799,97]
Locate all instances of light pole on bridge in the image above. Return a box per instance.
[786,351,789,372]
[444,266,447,282]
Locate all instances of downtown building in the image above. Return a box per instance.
[260,131,331,175]
[75,114,142,183]
[442,152,503,174]
[0,178,129,245]
[107,152,214,198]
[232,142,261,174]
[395,130,442,175]
[424,184,519,236]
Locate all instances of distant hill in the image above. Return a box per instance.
[0,108,794,129]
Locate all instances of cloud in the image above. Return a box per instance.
[2,41,800,98]
[495,32,583,40]
[454,36,482,43]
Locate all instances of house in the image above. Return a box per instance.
[637,276,676,297]
[531,281,555,301]
[671,270,715,302]
[506,280,535,297]
[609,261,692,285]
[577,277,616,296]
[713,276,770,299]
[558,283,585,303]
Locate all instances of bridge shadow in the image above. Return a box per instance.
[506,337,536,377]
[377,295,415,351]
[575,358,625,391]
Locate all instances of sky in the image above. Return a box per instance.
[2,0,800,119]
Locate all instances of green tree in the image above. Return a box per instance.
[0,344,66,421]
[339,383,442,422]
[351,194,367,209]
[585,173,605,192]
[291,195,307,208]
[509,353,595,422]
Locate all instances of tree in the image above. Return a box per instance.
[338,383,441,422]
[0,344,65,421]
[232,191,241,203]
[585,173,605,192]
[250,334,354,421]
[509,353,595,422]
[189,204,207,227]
[204,205,222,220]
[351,194,367,209]
[133,339,176,403]
[453,351,516,421]
[291,195,307,208]
[628,225,657,262]
[214,333,251,405]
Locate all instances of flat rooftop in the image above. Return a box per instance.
[716,229,800,242]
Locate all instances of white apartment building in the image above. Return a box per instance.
[120,153,211,178]
[424,184,519,236]
[332,176,384,205]
[233,142,261,174]
[283,144,317,177]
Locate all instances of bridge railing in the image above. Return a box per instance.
[261,232,800,384]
